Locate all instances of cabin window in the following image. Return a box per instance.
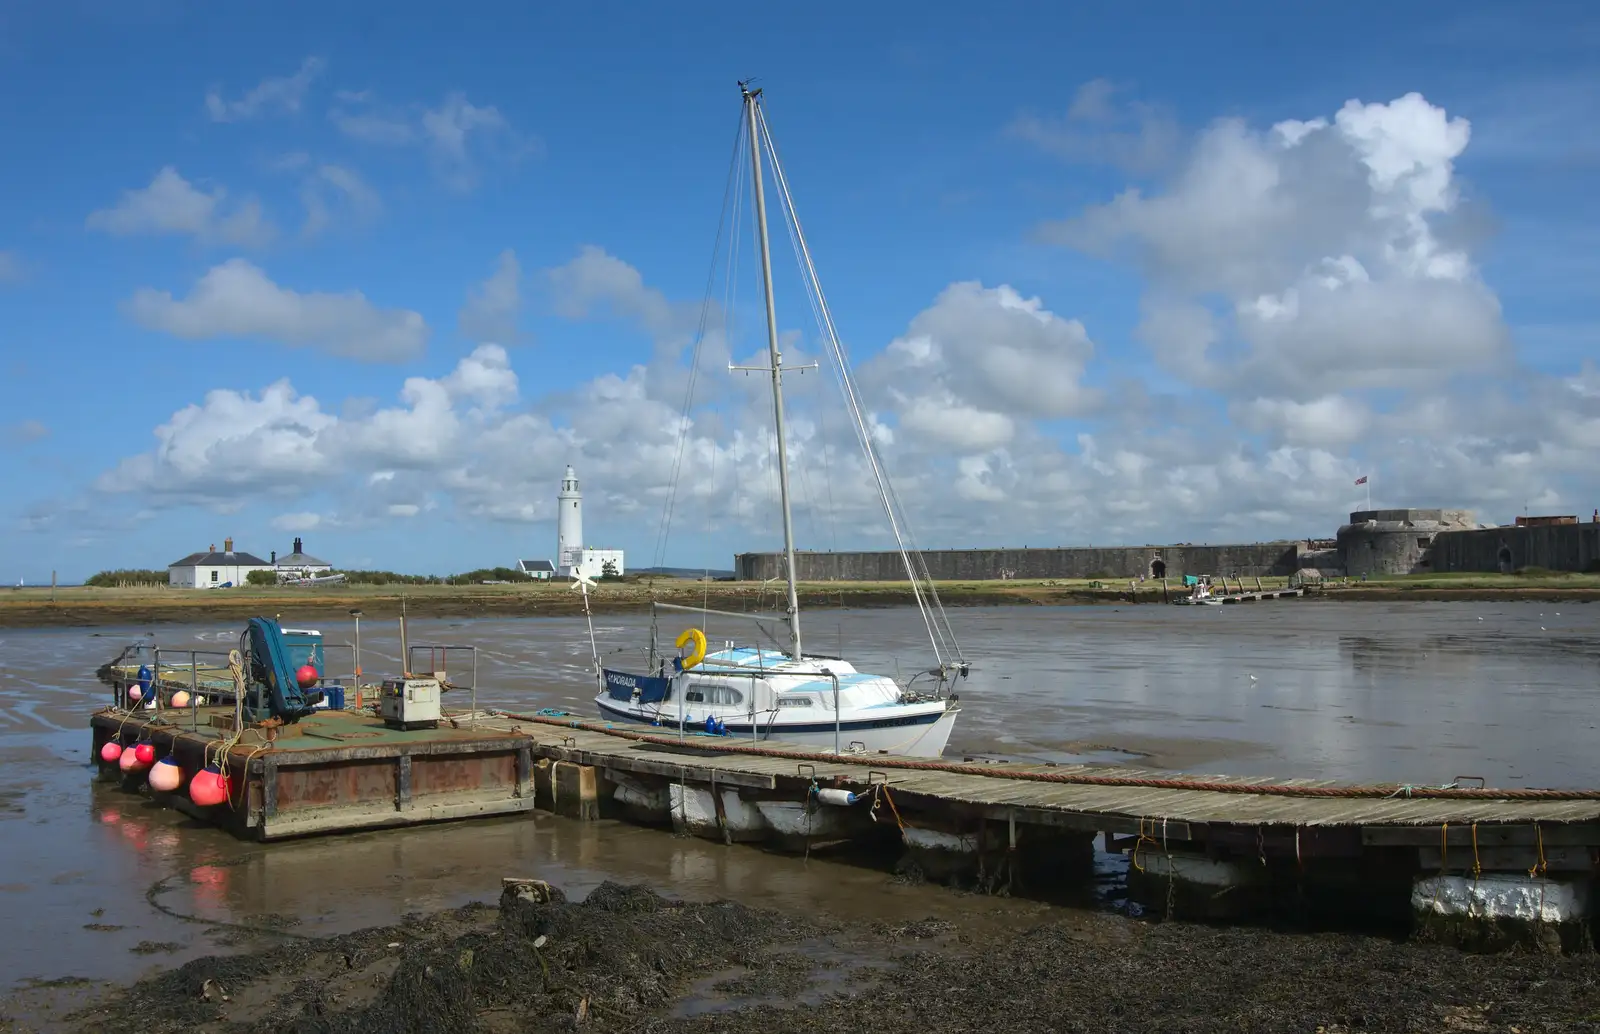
[687,684,743,706]
[778,696,813,707]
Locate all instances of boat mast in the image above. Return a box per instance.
[741,81,803,661]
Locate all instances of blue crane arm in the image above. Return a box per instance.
[246,617,320,720]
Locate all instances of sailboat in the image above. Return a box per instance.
[592,83,967,757]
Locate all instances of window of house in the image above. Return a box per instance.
[210,570,218,582]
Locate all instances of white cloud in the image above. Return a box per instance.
[87,167,275,248]
[127,259,429,362]
[1047,92,1508,399]
[1234,395,1370,448]
[546,244,684,338]
[272,512,323,532]
[865,282,1096,458]
[1009,78,1181,174]
[330,90,524,191]
[84,238,1600,553]
[458,249,523,343]
[206,57,325,122]
[300,163,381,237]
[4,419,48,445]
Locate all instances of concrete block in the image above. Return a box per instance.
[1126,850,1269,920]
[1412,874,1592,954]
[754,800,849,851]
[668,783,765,842]
[551,761,601,821]
[610,773,670,825]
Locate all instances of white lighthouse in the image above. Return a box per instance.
[555,465,624,580]
[557,464,582,576]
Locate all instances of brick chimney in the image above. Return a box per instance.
[293,536,303,555]
[224,537,234,553]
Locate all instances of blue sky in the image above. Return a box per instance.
[1,1,1596,581]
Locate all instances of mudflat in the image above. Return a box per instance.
[4,573,1600,628]
[49,881,1600,1034]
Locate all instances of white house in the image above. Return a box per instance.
[273,537,333,581]
[517,559,555,580]
[168,539,275,588]
[571,548,625,580]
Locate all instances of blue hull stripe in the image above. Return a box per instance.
[595,698,944,735]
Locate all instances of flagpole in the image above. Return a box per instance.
[1366,478,1371,511]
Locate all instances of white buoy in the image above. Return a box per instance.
[814,788,859,807]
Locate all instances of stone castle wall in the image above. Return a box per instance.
[734,543,1302,582]
[1430,523,1600,574]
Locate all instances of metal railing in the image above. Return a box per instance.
[407,643,480,725]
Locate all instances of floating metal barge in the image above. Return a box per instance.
[91,705,535,838]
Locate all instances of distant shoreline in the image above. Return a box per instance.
[1,575,1597,628]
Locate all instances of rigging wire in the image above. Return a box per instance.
[754,103,965,668]
[653,106,750,571]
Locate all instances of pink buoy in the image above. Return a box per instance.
[295,664,319,689]
[100,742,123,763]
[149,757,183,793]
[134,743,156,766]
[170,690,191,708]
[128,685,143,703]
[190,766,229,808]
[119,749,147,774]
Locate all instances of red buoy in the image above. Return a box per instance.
[100,742,123,763]
[119,749,147,774]
[190,766,229,808]
[295,664,319,689]
[134,743,156,766]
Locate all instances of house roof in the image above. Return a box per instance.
[518,559,556,573]
[168,551,272,568]
[277,551,330,567]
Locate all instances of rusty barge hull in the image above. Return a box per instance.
[90,706,536,839]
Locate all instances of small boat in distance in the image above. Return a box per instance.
[592,84,967,757]
[1172,576,1224,606]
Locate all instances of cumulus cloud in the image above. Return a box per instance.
[272,512,324,532]
[330,90,526,191]
[206,57,325,122]
[87,168,275,247]
[84,219,1600,556]
[4,420,48,446]
[297,162,381,237]
[127,259,429,362]
[458,249,524,343]
[864,281,1096,456]
[1047,92,1509,403]
[547,244,685,340]
[1009,78,1181,174]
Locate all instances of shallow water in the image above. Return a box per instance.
[0,600,1594,1003]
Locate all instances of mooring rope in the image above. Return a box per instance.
[492,710,1600,802]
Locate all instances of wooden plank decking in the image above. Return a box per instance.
[484,717,1600,833]
[92,703,1600,853]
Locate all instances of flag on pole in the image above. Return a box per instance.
[1354,475,1368,485]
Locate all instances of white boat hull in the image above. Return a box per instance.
[594,696,959,758]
